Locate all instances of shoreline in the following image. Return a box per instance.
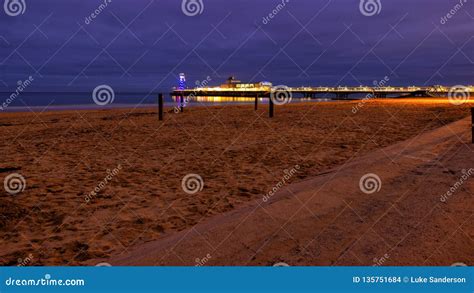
[0,97,468,114]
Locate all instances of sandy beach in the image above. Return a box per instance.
[0,99,472,266]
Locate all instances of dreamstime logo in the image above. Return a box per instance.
[359,0,382,17]
[1,75,34,111]
[181,174,204,194]
[4,0,26,17]
[440,168,473,203]
[448,85,470,106]
[96,262,112,267]
[5,274,85,287]
[262,0,290,25]
[4,173,26,195]
[440,0,468,25]
[359,173,381,194]
[273,262,290,267]
[84,165,122,203]
[17,253,33,267]
[372,76,390,90]
[195,254,212,267]
[84,0,112,25]
[270,85,292,105]
[181,0,204,17]
[92,85,115,106]
[372,253,390,266]
[263,165,300,203]
[352,76,390,114]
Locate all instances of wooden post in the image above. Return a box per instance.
[269,96,274,118]
[158,93,163,121]
[255,95,258,111]
[180,95,184,113]
[472,108,474,144]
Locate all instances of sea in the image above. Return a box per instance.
[0,92,334,113]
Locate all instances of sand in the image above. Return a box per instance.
[0,98,472,266]
[110,116,474,266]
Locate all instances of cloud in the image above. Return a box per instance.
[0,0,472,99]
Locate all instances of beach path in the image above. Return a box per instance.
[107,116,474,266]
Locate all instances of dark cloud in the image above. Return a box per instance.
[0,0,473,97]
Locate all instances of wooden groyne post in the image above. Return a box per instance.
[255,95,258,111]
[158,93,163,121]
[269,96,274,118]
[471,108,474,144]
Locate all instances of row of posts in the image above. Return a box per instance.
[158,94,474,144]
[158,94,274,121]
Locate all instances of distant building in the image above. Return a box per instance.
[220,76,272,89]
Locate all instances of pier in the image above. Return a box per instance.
[171,85,464,99]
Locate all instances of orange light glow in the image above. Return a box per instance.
[365,98,474,105]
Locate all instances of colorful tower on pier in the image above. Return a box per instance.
[178,73,186,90]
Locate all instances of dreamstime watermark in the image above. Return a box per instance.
[359,173,382,194]
[84,0,112,25]
[448,85,470,106]
[92,84,115,106]
[95,262,112,267]
[4,173,26,195]
[181,174,204,195]
[451,262,468,267]
[195,253,212,266]
[352,76,389,114]
[270,85,293,105]
[359,0,382,17]
[181,0,204,16]
[440,0,468,24]
[84,165,122,203]
[3,0,26,17]
[0,76,34,111]
[174,76,212,113]
[262,165,300,203]
[372,76,390,90]
[440,168,473,203]
[17,253,34,267]
[262,0,290,25]
[372,253,390,266]
[5,274,85,287]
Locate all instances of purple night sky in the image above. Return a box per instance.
[0,0,473,94]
